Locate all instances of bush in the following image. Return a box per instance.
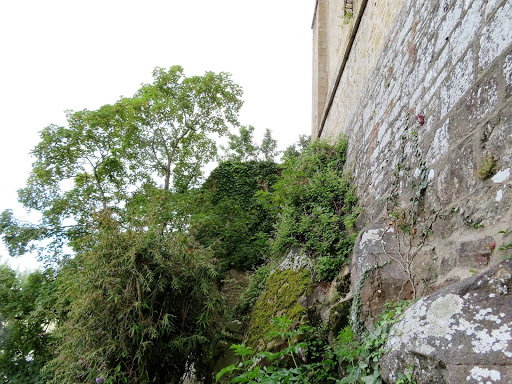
[217,317,337,383]
[218,302,413,384]
[271,137,359,280]
[46,214,222,384]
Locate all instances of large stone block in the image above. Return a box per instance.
[351,220,416,329]
[380,259,512,384]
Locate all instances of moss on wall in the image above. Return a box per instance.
[246,268,311,348]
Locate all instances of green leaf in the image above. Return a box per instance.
[216,365,236,382]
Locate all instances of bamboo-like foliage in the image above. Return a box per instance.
[46,212,221,383]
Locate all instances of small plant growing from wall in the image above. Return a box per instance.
[498,229,512,260]
[344,0,354,24]
[476,152,498,180]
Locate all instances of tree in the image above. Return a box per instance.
[46,213,221,383]
[0,66,244,383]
[13,104,136,261]
[221,125,281,162]
[281,134,310,161]
[129,66,243,192]
[1,66,243,261]
[0,210,47,257]
[221,125,258,161]
[259,128,280,161]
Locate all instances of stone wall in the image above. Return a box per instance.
[312,0,406,138]
[312,0,512,324]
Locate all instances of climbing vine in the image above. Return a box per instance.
[382,112,440,298]
[349,262,389,334]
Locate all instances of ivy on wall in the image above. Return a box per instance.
[193,160,280,271]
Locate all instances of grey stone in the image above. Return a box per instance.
[226,320,242,334]
[380,259,512,384]
[313,0,512,296]
[351,219,415,329]
[278,247,312,271]
[456,236,495,268]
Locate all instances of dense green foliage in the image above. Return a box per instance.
[194,160,280,270]
[46,214,221,383]
[0,63,362,383]
[335,301,412,384]
[234,264,273,321]
[4,66,243,262]
[0,66,244,383]
[219,302,412,384]
[271,137,359,280]
[0,211,47,257]
[217,317,336,383]
[0,266,55,384]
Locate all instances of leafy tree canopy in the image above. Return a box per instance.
[1,66,243,262]
[260,128,280,161]
[0,62,361,383]
[0,66,244,383]
[281,134,310,161]
[221,126,280,162]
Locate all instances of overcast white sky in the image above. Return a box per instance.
[0,0,315,270]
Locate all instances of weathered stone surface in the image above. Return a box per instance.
[247,268,311,349]
[351,219,421,328]
[313,0,512,295]
[456,236,496,268]
[311,1,512,378]
[300,264,352,332]
[278,247,312,271]
[380,259,512,384]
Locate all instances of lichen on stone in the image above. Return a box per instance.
[466,366,501,383]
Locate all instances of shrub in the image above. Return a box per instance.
[218,301,413,384]
[217,317,337,383]
[271,137,359,280]
[46,214,222,384]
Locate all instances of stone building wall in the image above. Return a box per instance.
[312,0,512,324]
[312,0,406,138]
